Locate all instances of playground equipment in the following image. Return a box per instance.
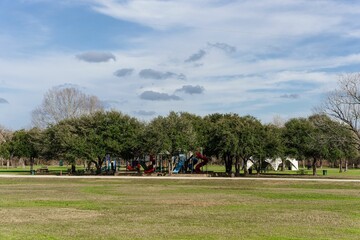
[127,155,168,175]
[187,157,198,172]
[172,154,186,174]
[105,154,117,171]
[126,160,141,172]
[194,152,209,173]
[171,152,209,174]
[140,155,156,174]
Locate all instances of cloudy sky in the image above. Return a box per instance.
[1,0,360,129]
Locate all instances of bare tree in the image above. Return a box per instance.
[32,87,104,128]
[0,125,10,143]
[0,125,12,167]
[320,73,360,147]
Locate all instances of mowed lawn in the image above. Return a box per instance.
[0,178,359,240]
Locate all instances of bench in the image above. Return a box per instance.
[36,167,49,174]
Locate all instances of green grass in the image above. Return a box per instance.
[206,165,360,178]
[2,165,360,179]
[0,166,85,175]
[0,178,359,239]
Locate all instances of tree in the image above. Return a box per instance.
[236,116,264,176]
[147,112,199,156]
[32,87,104,129]
[0,125,12,167]
[11,129,40,171]
[203,113,240,174]
[0,129,41,171]
[284,117,330,175]
[203,114,264,176]
[309,114,357,172]
[262,124,285,170]
[320,73,360,148]
[45,110,143,174]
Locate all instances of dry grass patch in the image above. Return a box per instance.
[0,208,102,224]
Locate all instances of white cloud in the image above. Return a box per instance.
[90,0,351,37]
[2,0,360,128]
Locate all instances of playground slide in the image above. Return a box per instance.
[172,154,186,174]
[187,157,198,171]
[195,152,209,173]
[139,161,155,174]
[144,168,155,174]
[126,163,140,171]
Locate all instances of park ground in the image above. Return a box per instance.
[0,173,359,240]
[2,164,360,179]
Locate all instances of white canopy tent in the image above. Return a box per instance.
[286,157,298,170]
[265,158,282,171]
[264,157,298,171]
[246,158,255,170]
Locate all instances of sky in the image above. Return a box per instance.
[1,0,360,130]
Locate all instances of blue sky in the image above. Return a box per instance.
[1,0,360,129]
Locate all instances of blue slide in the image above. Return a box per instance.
[172,154,186,174]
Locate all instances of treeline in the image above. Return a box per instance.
[0,110,357,175]
[2,73,360,175]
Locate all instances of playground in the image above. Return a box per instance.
[0,177,359,240]
[121,151,210,176]
[2,164,360,179]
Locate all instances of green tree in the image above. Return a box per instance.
[236,115,264,176]
[46,110,143,174]
[203,113,240,174]
[147,112,199,156]
[0,126,12,167]
[310,114,357,172]
[260,124,285,171]
[284,117,329,175]
[1,129,41,172]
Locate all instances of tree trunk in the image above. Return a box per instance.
[93,156,104,174]
[345,160,348,172]
[30,157,34,172]
[86,161,92,171]
[257,157,262,175]
[319,159,323,169]
[243,159,248,176]
[71,164,76,174]
[235,157,240,176]
[168,159,172,175]
[339,159,343,172]
[22,158,26,169]
[281,159,285,171]
[312,158,318,176]
[224,154,233,174]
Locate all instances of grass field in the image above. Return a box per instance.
[2,165,360,178]
[0,177,359,240]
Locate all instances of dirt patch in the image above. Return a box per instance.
[0,208,102,224]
